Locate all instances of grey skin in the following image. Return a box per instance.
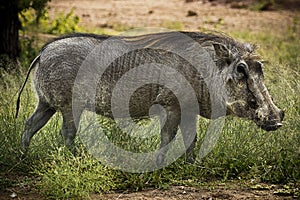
[16,32,284,165]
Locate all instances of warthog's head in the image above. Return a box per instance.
[208,36,284,131]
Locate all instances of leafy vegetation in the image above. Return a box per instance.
[20,8,81,35]
[0,7,299,199]
[0,0,51,65]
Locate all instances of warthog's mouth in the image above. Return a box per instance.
[255,109,285,131]
[258,122,283,131]
[255,117,283,131]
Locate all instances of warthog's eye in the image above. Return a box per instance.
[236,63,248,79]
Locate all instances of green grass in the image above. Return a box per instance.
[0,29,299,198]
[162,20,184,31]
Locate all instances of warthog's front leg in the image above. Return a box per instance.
[181,115,197,164]
[155,107,180,167]
[61,110,81,154]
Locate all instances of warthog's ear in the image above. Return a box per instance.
[212,43,232,59]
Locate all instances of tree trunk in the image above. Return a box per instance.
[0,3,20,60]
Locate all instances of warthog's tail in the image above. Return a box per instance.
[15,55,41,118]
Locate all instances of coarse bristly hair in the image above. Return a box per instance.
[181,31,260,61]
[42,31,261,65]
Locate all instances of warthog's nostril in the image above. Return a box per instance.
[279,109,285,121]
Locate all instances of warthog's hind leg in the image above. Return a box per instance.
[20,101,56,156]
[181,115,197,164]
[61,110,82,154]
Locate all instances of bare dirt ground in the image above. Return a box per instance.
[48,0,300,35]
[99,184,297,200]
[1,178,297,199]
[1,1,299,199]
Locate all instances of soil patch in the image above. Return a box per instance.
[48,0,300,36]
[100,184,296,200]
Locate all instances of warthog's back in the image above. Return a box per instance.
[35,32,212,118]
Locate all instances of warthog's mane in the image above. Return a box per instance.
[42,31,260,63]
[181,31,260,61]
[42,33,110,50]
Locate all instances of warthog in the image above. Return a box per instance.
[17,31,284,165]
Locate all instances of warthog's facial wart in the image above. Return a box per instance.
[221,51,284,131]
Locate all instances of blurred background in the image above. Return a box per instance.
[1,0,299,67]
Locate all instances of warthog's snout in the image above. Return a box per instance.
[255,108,285,131]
